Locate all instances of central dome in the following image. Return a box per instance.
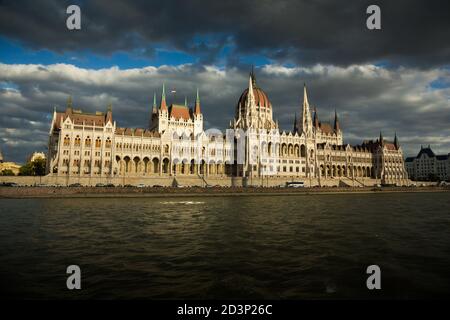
[237,74,272,110]
[232,70,278,130]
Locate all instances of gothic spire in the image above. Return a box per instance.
[67,95,73,109]
[293,113,298,133]
[152,92,157,114]
[300,83,313,134]
[303,83,309,107]
[194,87,201,115]
[250,65,256,86]
[394,132,399,149]
[379,131,384,146]
[106,102,113,123]
[247,73,255,107]
[312,107,319,128]
[160,83,167,111]
[334,109,340,132]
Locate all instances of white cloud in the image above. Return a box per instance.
[0,62,449,162]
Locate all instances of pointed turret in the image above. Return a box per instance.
[379,131,384,146]
[300,83,313,134]
[65,95,73,117]
[152,92,157,114]
[150,93,157,129]
[293,113,298,133]
[394,132,399,149]
[106,103,113,123]
[160,83,167,111]
[194,87,201,115]
[67,95,73,110]
[303,83,309,106]
[247,73,255,107]
[313,107,319,128]
[334,109,340,132]
[184,96,187,107]
[250,65,256,86]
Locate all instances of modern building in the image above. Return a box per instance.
[46,70,409,186]
[405,146,450,181]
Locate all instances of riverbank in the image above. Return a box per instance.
[0,185,449,198]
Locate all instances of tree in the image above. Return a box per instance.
[1,169,15,176]
[19,162,33,176]
[33,158,46,176]
[18,158,46,176]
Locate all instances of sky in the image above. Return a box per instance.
[0,0,449,163]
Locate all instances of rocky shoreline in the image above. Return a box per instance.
[0,185,449,198]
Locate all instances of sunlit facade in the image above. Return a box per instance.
[46,71,409,186]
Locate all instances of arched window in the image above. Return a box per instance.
[95,137,101,148]
[300,145,306,157]
[63,135,70,146]
[85,136,91,147]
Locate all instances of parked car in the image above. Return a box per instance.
[136,183,147,188]
[1,182,18,187]
[95,183,106,187]
[69,183,82,187]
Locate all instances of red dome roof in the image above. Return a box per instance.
[238,87,271,109]
[237,75,271,109]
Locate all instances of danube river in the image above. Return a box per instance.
[0,192,449,299]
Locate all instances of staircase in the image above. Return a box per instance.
[197,174,209,187]
[339,177,365,187]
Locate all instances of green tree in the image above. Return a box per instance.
[32,158,46,176]
[18,158,46,176]
[19,162,33,176]
[1,169,15,176]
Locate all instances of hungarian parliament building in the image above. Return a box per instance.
[46,70,409,186]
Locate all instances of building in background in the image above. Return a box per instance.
[405,146,450,181]
[46,70,409,186]
[0,148,21,175]
[27,152,46,163]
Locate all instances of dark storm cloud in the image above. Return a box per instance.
[0,0,449,67]
[1,63,449,163]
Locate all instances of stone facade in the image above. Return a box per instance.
[46,71,409,186]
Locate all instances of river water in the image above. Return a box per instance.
[0,192,449,299]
